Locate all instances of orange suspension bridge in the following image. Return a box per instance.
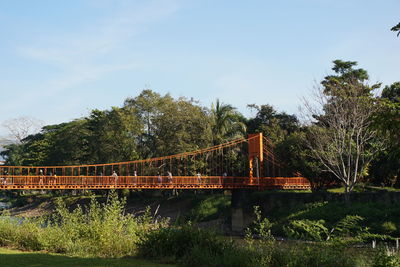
[0,133,310,190]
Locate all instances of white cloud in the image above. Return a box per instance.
[0,0,180,136]
[17,0,180,94]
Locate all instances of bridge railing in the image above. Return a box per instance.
[0,175,310,190]
[0,175,252,188]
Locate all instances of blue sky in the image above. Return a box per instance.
[0,0,399,137]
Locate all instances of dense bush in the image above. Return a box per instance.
[381,221,397,235]
[284,219,329,241]
[373,249,400,267]
[0,191,167,257]
[137,224,375,267]
[268,200,400,240]
[138,224,254,266]
[185,195,230,222]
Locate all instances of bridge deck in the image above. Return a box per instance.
[0,176,310,190]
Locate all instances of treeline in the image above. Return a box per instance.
[1,60,399,189]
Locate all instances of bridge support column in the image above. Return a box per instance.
[248,133,263,184]
[231,189,246,232]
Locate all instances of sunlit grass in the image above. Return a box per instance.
[0,247,175,267]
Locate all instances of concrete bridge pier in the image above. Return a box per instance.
[231,189,247,232]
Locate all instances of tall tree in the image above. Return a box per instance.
[303,60,383,200]
[391,22,400,36]
[1,116,44,143]
[247,104,299,143]
[152,97,212,156]
[87,107,142,163]
[125,90,213,157]
[211,99,246,145]
[124,90,166,158]
[370,82,400,186]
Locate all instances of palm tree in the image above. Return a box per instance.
[392,22,400,37]
[211,99,246,145]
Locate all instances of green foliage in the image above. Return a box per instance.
[373,249,400,267]
[284,219,329,241]
[333,215,366,237]
[391,22,400,37]
[270,243,367,267]
[0,247,173,267]
[381,222,397,235]
[246,104,299,144]
[245,206,275,266]
[265,198,400,241]
[370,82,400,187]
[124,90,212,158]
[1,90,214,166]
[275,131,330,188]
[0,191,167,258]
[138,224,252,267]
[245,206,274,242]
[186,195,230,222]
[211,99,246,145]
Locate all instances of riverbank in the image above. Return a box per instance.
[2,188,400,238]
[1,190,399,266]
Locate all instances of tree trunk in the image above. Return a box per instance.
[344,184,351,205]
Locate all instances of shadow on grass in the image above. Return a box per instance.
[0,248,174,267]
[269,200,400,236]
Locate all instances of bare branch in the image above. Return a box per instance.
[301,81,385,194]
[1,116,44,143]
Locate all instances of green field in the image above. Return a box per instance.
[0,247,175,267]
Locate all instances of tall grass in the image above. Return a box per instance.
[1,193,399,266]
[0,191,167,257]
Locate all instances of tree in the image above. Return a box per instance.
[370,82,400,187]
[152,97,212,156]
[124,90,213,158]
[211,99,246,145]
[1,116,44,143]
[275,131,334,190]
[86,107,142,163]
[247,104,299,143]
[391,22,400,37]
[124,90,166,158]
[303,60,383,200]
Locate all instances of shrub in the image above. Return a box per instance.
[245,206,275,265]
[373,249,400,267]
[270,243,363,267]
[334,215,366,237]
[381,222,397,235]
[138,224,255,267]
[284,219,329,241]
[0,190,167,258]
[186,195,230,222]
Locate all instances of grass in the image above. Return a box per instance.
[185,194,230,222]
[327,185,400,193]
[267,200,400,237]
[0,247,175,267]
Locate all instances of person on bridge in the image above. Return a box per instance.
[112,171,118,185]
[39,169,44,185]
[133,170,137,185]
[1,171,7,184]
[221,172,227,184]
[197,172,202,184]
[157,172,162,184]
[0,171,6,185]
[167,171,173,184]
[53,173,57,185]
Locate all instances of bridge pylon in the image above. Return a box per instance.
[248,133,263,184]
